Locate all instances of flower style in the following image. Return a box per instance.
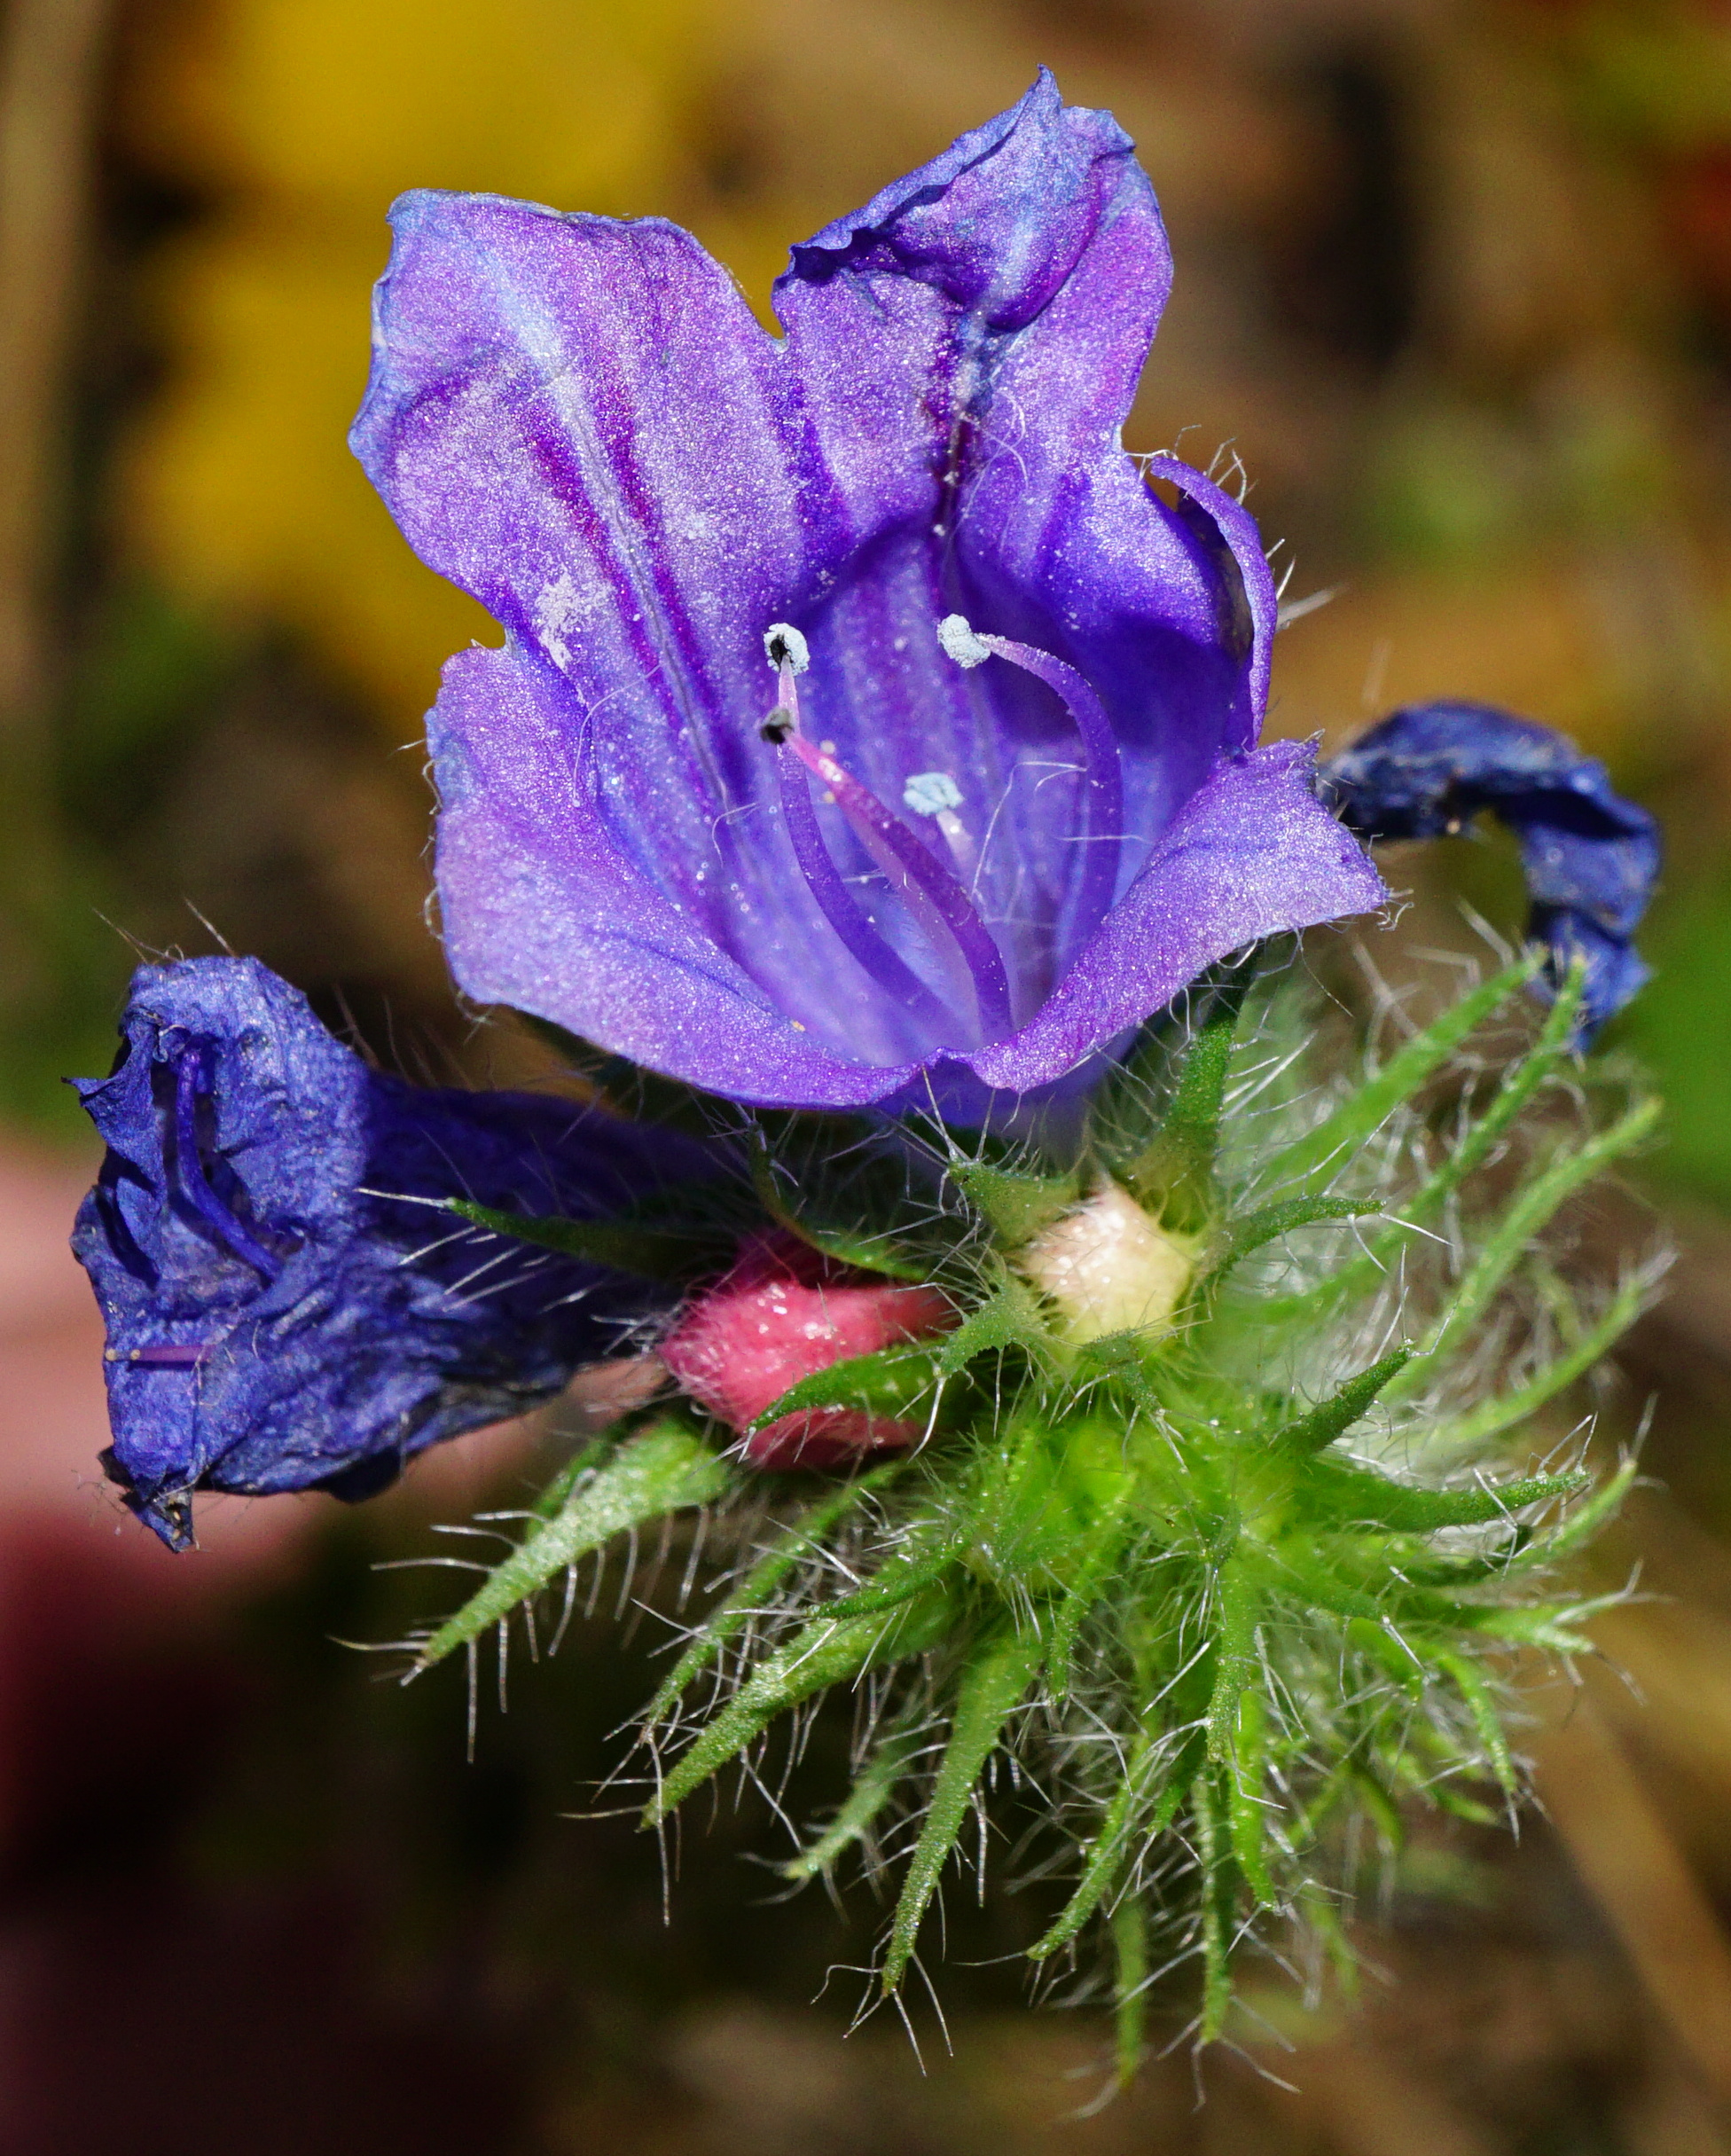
[71,957,723,1549]
[1325,701,1661,1037]
[350,71,1385,1114]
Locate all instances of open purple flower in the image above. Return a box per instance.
[1325,702,1660,1037]
[350,72,1384,1113]
[71,958,722,1549]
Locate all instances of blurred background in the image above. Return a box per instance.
[3,0,1731,2148]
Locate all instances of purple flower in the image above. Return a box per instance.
[1325,702,1659,1036]
[350,72,1383,1113]
[71,958,720,1550]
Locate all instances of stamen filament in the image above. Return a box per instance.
[772,750,959,1039]
[939,616,1125,937]
[172,1048,284,1281]
[779,731,1015,1040]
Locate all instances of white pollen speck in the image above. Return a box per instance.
[937,614,991,669]
[904,771,963,817]
[820,739,836,753]
[764,622,810,673]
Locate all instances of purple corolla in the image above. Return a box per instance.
[71,958,721,1549]
[351,72,1384,1111]
[1326,702,1660,1038]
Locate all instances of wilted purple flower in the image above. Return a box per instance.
[71,958,721,1549]
[1325,702,1659,1036]
[350,72,1383,1113]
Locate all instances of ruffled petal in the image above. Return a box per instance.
[71,959,725,1548]
[1325,702,1659,1036]
[963,744,1388,1093]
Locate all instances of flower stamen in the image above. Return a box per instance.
[938,613,1124,937]
[760,624,1014,1044]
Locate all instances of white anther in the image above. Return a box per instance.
[937,614,992,669]
[903,771,964,817]
[764,623,810,673]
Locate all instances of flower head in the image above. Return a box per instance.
[351,72,1383,1114]
[71,958,721,1548]
[1325,701,1660,1036]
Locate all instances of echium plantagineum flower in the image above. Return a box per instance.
[349,70,1387,1114]
[71,958,725,1549]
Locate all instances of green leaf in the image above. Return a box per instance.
[1300,1462,1587,1533]
[1273,1347,1414,1454]
[444,1199,710,1284]
[746,1343,951,1434]
[1258,952,1541,1193]
[882,1622,1047,1993]
[646,1577,956,1823]
[1207,1195,1380,1282]
[946,1159,1078,1247]
[642,1466,902,1723]
[779,1720,925,1881]
[1385,1094,1661,1396]
[412,1422,730,1671]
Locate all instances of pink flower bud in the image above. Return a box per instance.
[662,1235,952,1469]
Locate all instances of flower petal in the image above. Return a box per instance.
[1324,702,1659,1035]
[963,744,1387,1093]
[430,643,927,1102]
[353,76,1381,1102]
[71,958,724,1548]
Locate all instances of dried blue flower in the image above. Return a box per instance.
[71,958,721,1549]
[349,72,1384,1114]
[1325,701,1660,1035]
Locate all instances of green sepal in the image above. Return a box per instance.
[1273,1347,1414,1454]
[935,1274,1053,1374]
[1111,1897,1151,2089]
[1110,958,1256,1227]
[1257,951,1541,1191]
[1257,965,1590,1324]
[1298,1462,1588,1533]
[513,1014,719,1136]
[412,1420,731,1672]
[642,1466,903,1723]
[745,1123,928,1281]
[443,1198,717,1284]
[946,1158,1079,1247]
[646,1571,958,1822]
[882,1620,1047,1993]
[779,1719,926,1881]
[1206,1195,1381,1282]
[1384,1094,1661,1397]
[745,1342,953,1436]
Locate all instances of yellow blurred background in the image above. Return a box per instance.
[4,3,1731,2152]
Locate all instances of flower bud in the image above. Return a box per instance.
[662,1234,952,1468]
[1018,1182,1197,1344]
